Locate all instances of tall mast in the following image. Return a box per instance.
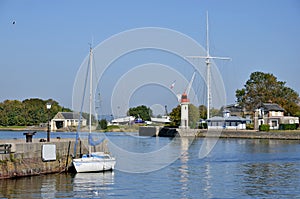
[187,11,231,120]
[88,45,93,154]
[205,12,211,120]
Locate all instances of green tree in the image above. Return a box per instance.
[189,104,199,128]
[169,105,181,126]
[98,119,108,130]
[236,71,300,116]
[169,104,200,128]
[128,105,152,121]
[0,98,72,126]
[199,105,207,119]
[0,100,25,126]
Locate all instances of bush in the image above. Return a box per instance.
[259,124,270,131]
[198,123,207,129]
[97,119,107,130]
[106,125,120,131]
[279,123,297,130]
[246,123,254,130]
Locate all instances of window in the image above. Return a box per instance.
[271,120,277,127]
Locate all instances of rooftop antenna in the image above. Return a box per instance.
[187,11,231,120]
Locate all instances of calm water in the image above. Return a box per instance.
[1,131,300,198]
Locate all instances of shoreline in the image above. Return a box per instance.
[197,129,300,140]
[1,127,300,140]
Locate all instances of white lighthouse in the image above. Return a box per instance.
[180,92,190,129]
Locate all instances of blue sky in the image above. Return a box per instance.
[0,0,299,115]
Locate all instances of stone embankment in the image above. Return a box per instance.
[139,126,300,140]
[0,139,108,179]
[198,130,300,140]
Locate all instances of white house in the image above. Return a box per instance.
[254,103,299,130]
[207,110,251,130]
[51,112,87,131]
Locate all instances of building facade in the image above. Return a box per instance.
[50,112,87,131]
[254,103,299,130]
[207,112,251,130]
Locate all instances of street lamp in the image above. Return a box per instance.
[46,102,52,142]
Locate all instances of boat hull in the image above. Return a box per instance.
[73,153,116,173]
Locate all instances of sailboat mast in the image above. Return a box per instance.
[206,11,211,120]
[89,46,93,154]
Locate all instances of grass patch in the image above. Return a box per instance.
[0,126,27,129]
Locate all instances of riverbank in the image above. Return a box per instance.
[139,126,300,140]
[0,126,45,131]
[197,129,300,140]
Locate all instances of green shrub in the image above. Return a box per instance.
[279,123,297,130]
[198,123,207,129]
[246,123,254,130]
[106,125,120,131]
[97,119,108,130]
[259,124,270,131]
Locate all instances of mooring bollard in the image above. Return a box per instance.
[23,131,36,143]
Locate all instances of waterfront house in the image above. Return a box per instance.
[223,104,252,118]
[207,110,251,130]
[50,112,87,131]
[254,103,299,130]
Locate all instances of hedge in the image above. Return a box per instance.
[259,124,270,131]
[279,123,297,130]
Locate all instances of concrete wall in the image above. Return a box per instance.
[139,126,199,137]
[0,139,108,179]
[139,126,161,136]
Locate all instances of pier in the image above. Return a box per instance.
[0,139,108,179]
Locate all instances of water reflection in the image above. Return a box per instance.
[72,172,115,198]
[40,177,56,198]
[0,174,73,198]
[242,162,300,198]
[178,138,190,199]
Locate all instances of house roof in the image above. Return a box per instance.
[61,112,80,119]
[259,103,285,112]
[207,116,251,122]
[53,112,86,120]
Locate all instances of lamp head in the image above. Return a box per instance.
[46,102,52,110]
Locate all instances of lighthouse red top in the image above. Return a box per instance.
[181,93,190,103]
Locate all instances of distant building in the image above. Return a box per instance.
[254,103,299,130]
[50,112,87,131]
[207,110,251,130]
[111,116,135,125]
[223,104,252,119]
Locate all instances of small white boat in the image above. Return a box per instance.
[73,152,116,173]
[72,46,116,173]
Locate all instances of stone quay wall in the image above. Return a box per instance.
[139,126,300,140]
[0,139,108,179]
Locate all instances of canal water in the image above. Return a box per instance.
[0,131,300,198]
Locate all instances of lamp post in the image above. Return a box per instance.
[46,102,52,142]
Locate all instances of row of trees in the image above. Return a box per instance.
[127,71,300,128]
[0,98,71,126]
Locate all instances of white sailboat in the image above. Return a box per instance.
[72,46,116,173]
